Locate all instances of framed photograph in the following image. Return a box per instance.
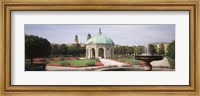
[0,0,199,96]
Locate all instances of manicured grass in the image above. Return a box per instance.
[117,58,133,63]
[50,59,97,66]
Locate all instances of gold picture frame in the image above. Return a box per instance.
[0,0,199,96]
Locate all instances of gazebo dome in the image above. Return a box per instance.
[85,28,115,59]
[86,32,114,45]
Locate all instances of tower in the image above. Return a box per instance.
[74,35,79,44]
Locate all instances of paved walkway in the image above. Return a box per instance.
[151,57,171,67]
[99,59,126,67]
[46,66,104,71]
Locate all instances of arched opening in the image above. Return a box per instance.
[98,48,104,58]
[91,48,95,59]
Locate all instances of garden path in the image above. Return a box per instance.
[151,57,170,67]
[99,59,126,67]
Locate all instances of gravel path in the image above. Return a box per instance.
[46,66,104,71]
[151,57,171,67]
[99,59,126,67]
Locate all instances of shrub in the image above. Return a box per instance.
[96,59,100,62]
[39,59,48,64]
[85,61,95,66]
[37,62,48,65]
[133,60,140,65]
[40,59,47,62]
[50,58,54,60]
[59,57,65,61]
[121,59,126,62]
[167,57,175,69]
[25,59,31,65]
[61,62,71,67]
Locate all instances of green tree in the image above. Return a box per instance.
[167,41,175,59]
[25,35,51,64]
[158,44,165,55]
[126,46,133,55]
[121,46,127,55]
[74,43,81,56]
[167,41,175,68]
[149,44,157,55]
[114,46,119,55]
[60,44,68,56]
[80,46,86,56]
[68,46,75,56]
[134,46,144,55]
[51,44,60,56]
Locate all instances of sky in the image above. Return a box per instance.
[24,24,175,46]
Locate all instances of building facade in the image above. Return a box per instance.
[153,43,170,55]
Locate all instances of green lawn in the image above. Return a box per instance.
[50,59,97,66]
[117,58,133,63]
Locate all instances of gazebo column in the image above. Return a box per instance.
[104,48,107,59]
[112,48,115,58]
[88,48,90,59]
[86,49,87,59]
[90,49,93,59]
[95,48,99,58]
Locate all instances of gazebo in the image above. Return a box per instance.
[86,28,115,59]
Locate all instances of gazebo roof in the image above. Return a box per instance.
[86,29,114,45]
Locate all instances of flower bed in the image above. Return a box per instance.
[139,61,145,65]
[96,62,104,66]
[47,59,104,68]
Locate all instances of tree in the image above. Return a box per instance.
[25,35,51,64]
[149,44,157,55]
[80,46,86,56]
[60,44,68,56]
[126,46,133,55]
[73,43,81,56]
[87,33,91,40]
[166,41,175,68]
[167,41,175,59]
[51,44,60,56]
[74,35,79,44]
[121,46,127,55]
[134,46,144,55]
[158,44,165,55]
[68,46,75,56]
[114,46,119,55]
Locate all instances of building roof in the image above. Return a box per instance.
[86,29,114,45]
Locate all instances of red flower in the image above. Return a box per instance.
[96,62,104,66]
[139,61,145,65]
